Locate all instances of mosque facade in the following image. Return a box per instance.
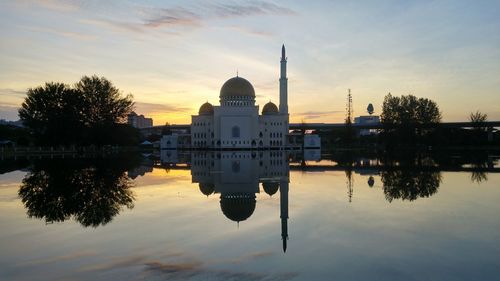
[191,45,289,149]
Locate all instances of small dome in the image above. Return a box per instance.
[220,76,255,99]
[262,102,279,115]
[262,182,279,196]
[220,193,256,222]
[199,102,214,115]
[199,183,215,196]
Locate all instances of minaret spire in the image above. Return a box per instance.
[279,44,288,115]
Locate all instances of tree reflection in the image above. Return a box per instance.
[19,158,136,227]
[471,170,488,184]
[469,154,490,184]
[381,170,442,202]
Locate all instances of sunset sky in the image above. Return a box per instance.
[1,0,499,125]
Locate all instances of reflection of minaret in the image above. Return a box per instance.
[279,44,288,115]
[280,179,289,253]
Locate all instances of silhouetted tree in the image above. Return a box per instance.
[0,124,32,145]
[74,75,133,126]
[19,83,83,144]
[470,110,488,130]
[468,110,489,144]
[19,76,135,145]
[381,93,441,125]
[380,93,441,145]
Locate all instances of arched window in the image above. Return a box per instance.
[232,126,240,138]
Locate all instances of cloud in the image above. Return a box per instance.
[81,1,295,34]
[142,1,295,28]
[294,110,343,120]
[227,26,274,38]
[134,102,191,115]
[21,25,97,40]
[18,0,84,12]
[0,88,26,99]
[79,19,150,34]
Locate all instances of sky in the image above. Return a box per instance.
[1,0,499,125]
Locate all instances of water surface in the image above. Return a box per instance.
[1,151,499,281]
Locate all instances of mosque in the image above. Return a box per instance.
[191,45,289,149]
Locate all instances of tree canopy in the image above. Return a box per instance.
[381,93,441,125]
[18,75,136,145]
[379,93,442,146]
[74,76,133,126]
[470,110,488,131]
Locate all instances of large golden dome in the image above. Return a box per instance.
[220,76,255,99]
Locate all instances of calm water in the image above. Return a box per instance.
[1,151,500,281]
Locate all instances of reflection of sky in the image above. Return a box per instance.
[0,168,500,280]
[1,1,500,124]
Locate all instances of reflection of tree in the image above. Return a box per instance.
[470,171,488,184]
[469,155,489,184]
[19,158,136,227]
[381,170,441,202]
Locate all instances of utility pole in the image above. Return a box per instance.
[346,89,353,125]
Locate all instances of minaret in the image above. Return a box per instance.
[279,44,288,115]
[280,179,289,253]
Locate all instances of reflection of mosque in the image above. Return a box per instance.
[191,151,290,252]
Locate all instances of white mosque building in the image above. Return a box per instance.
[190,45,289,149]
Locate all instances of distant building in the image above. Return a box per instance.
[354,115,380,136]
[127,112,153,129]
[304,134,321,149]
[160,133,191,149]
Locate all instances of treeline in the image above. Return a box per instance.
[17,75,140,146]
[323,93,497,149]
